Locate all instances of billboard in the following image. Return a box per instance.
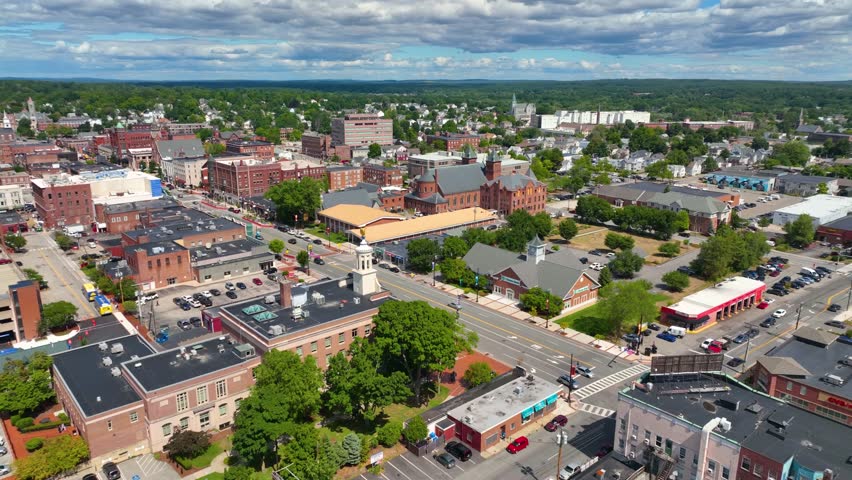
[651,354,724,375]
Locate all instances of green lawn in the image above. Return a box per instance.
[556,292,670,337]
[305,225,348,244]
[197,474,225,480]
[176,442,224,470]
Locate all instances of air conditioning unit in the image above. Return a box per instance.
[631,435,637,441]
[643,439,650,446]
[628,452,635,459]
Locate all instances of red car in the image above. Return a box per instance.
[252,278,263,286]
[506,436,529,454]
[769,270,781,277]
[757,301,769,309]
[544,415,568,432]
[0,258,11,265]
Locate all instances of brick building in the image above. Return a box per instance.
[816,215,852,246]
[480,156,547,215]
[94,198,181,234]
[327,165,363,191]
[6,279,42,343]
[425,133,480,150]
[210,157,325,202]
[0,128,13,144]
[1,142,65,165]
[301,131,332,158]
[362,162,404,187]
[225,139,274,160]
[107,124,155,160]
[124,242,192,289]
[405,163,486,215]
[31,179,93,228]
[378,191,405,212]
[331,114,393,147]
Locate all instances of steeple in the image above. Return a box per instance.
[353,238,379,295]
[526,236,546,265]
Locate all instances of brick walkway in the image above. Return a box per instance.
[3,404,77,461]
[439,351,513,398]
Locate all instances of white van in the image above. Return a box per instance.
[800,267,818,277]
[770,194,780,201]
[668,326,687,338]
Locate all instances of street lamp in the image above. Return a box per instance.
[432,255,438,286]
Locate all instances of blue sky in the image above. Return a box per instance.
[0,0,849,81]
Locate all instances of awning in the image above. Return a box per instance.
[521,407,534,418]
[665,313,710,324]
[533,400,547,412]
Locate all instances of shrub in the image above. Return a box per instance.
[25,438,44,452]
[463,361,495,388]
[15,417,34,429]
[58,413,69,423]
[402,416,428,444]
[20,419,68,433]
[10,414,21,426]
[376,421,403,447]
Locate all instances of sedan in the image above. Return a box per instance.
[772,309,787,318]
[700,338,714,350]
[236,282,247,289]
[209,288,221,296]
[656,332,677,342]
[727,357,745,368]
[648,323,661,331]
[732,333,749,344]
[757,301,770,309]
[252,278,263,286]
[506,436,529,454]
[225,291,238,300]
[179,302,192,311]
[576,366,594,378]
[760,318,776,328]
[557,374,579,390]
[313,239,323,245]
[314,257,326,265]
[434,452,456,469]
[828,304,842,312]
[225,282,236,291]
[288,238,297,244]
[389,266,401,273]
[769,270,781,277]
[545,415,568,432]
[825,320,847,329]
[579,257,588,264]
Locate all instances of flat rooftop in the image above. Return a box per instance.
[128,240,187,257]
[349,207,496,243]
[0,211,24,225]
[217,277,389,342]
[665,276,765,317]
[189,238,266,264]
[447,375,561,433]
[622,372,852,478]
[52,334,155,417]
[319,204,403,227]
[774,194,852,217]
[765,332,852,399]
[122,335,256,393]
[125,217,243,243]
[623,181,730,199]
[574,454,642,480]
[104,197,179,214]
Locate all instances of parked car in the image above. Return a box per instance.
[769,270,781,277]
[825,320,847,329]
[772,309,787,318]
[579,257,588,264]
[189,299,202,308]
[389,265,401,273]
[252,278,263,286]
[314,257,326,265]
[677,266,694,275]
[201,291,213,298]
[648,323,661,331]
[179,302,191,311]
[557,374,579,390]
[288,238,297,244]
[226,291,238,299]
[190,317,202,327]
[82,474,98,480]
[225,282,236,291]
[0,465,12,475]
[767,288,786,296]
[747,328,760,339]
[209,288,221,296]
[199,297,212,307]
[656,332,677,342]
[622,333,640,344]
[727,357,745,368]
[434,452,456,469]
[700,338,714,350]
[236,282,247,289]
[757,301,770,309]
[595,445,614,457]
[828,304,842,312]
[506,436,529,454]
[445,441,472,461]
[313,239,323,245]
[760,318,776,328]
[545,415,569,432]
[589,263,603,271]
[732,333,748,344]
[102,461,121,479]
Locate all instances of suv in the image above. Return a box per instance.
[445,441,472,461]
[225,282,236,291]
[102,461,121,479]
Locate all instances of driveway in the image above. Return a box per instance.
[72,454,180,480]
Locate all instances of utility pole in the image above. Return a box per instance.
[742,325,753,374]
[555,429,568,480]
[432,256,437,286]
[795,303,803,330]
[568,353,574,404]
[847,277,852,311]
[475,269,480,303]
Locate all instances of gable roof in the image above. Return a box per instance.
[155,139,205,159]
[485,172,543,191]
[322,188,378,210]
[463,243,523,276]
[503,261,591,299]
[433,163,487,195]
[645,191,729,215]
[756,357,811,377]
[318,204,403,228]
[593,184,648,202]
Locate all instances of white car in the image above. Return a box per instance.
[225,282,236,291]
[764,298,775,304]
[576,366,594,378]
[189,299,202,308]
[700,338,714,350]
[772,309,787,318]
[201,291,213,298]
[589,263,603,271]
[605,252,617,258]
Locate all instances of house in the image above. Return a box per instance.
[685,160,703,176]
[775,174,839,196]
[667,164,686,178]
[463,237,599,309]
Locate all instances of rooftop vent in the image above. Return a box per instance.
[98,342,109,351]
[311,292,326,304]
[218,344,225,353]
[745,401,764,414]
[702,401,717,413]
[292,307,303,319]
[353,297,361,305]
[234,344,256,359]
[716,398,739,411]
[110,367,121,377]
[110,343,124,355]
[134,362,142,368]
[718,418,732,432]
[102,356,113,367]
[268,325,284,336]
[513,385,524,395]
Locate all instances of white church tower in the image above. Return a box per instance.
[353,238,380,296]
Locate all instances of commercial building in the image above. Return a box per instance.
[775,174,839,196]
[189,238,273,284]
[407,151,462,178]
[155,139,208,188]
[362,162,404,187]
[348,207,497,244]
[209,156,325,202]
[94,197,181,234]
[752,327,852,426]
[616,361,850,480]
[772,195,852,227]
[2,275,42,343]
[447,375,561,451]
[464,237,599,307]
[425,133,480,150]
[160,123,208,138]
[318,204,404,233]
[107,124,155,160]
[327,165,363,191]
[480,168,547,215]
[0,211,27,234]
[705,171,777,192]
[537,110,651,129]
[660,276,765,328]
[225,139,274,160]
[331,113,393,147]
[816,215,852,246]
[0,184,31,211]
[124,241,192,289]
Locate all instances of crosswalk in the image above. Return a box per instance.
[578,403,616,418]
[572,364,649,400]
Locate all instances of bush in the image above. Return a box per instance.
[10,414,20,426]
[15,417,34,429]
[25,438,44,452]
[463,361,495,388]
[20,418,68,433]
[58,413,69,422]
[376,421,403,447]
[402,416,428,444]
[662,271,690,292]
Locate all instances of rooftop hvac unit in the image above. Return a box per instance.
[353,297,361,304]
[98,342,109,352]
[110,367,121,377]
[292,307,303,319]
[303,310,310,318]
[264,295,275,304]
[134,362,142,368]
[102,357,113,367]
[269,325,284,336]
[718,418,732,432]
[110,343,124,355]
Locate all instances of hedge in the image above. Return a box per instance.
[20,419,69,433]
[25,438,44,452]
[15,417,34,429]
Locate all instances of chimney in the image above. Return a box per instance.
[279,280,292,308]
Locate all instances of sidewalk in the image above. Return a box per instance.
[478,395,580,459]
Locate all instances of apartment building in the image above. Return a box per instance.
[331,114,393,147]
[327,165,363,191]
[362,163,404,187]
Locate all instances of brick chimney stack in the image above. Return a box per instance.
[279,280,292,308]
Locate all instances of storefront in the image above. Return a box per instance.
[660,276,765,328]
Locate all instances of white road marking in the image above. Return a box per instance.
[531,344,542,349]
[386,461,414,480]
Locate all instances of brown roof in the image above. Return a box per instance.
[318,204,403,228]
[349,207,496,243]
[757,357,811,377]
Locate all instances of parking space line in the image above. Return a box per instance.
[386,460,414,480]
[400,454,447,479]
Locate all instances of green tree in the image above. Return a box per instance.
[373,301,477,403]
[232,351,323,468]
[341,433,362,466]
[751,137,770,150]
[13,435,89,480]
[558,219,579,242]
[575,196,613,224]
[276,424,341,480]
[597,266,612,287]
[674,210,690,232]
[463,361,494,388]
[461,228,496,247]
[0,352,55,416]
[368,143,382,159]
[376,421,403,447]
[265,177,324,224]
[817,183,829,194]
[604,232,635,251]
[768,141,810,167]
[783,214,815,248]
[114,277,137,303]
[296,250,309,270]
[593,173,612,186]
[645,161,673,180]
[224,466,256,480]
[53,232,73,251]
[16,118,33,137]
[122,300,138,314]
[268,239,285,254]
[702,157,719,173]
[164,430,211,460]
[441,236,470,259]
[519,287,564,318]
[40,301,77,333]
[662,271,690,292]
[402,416,428,444]
[658,242,681,257]
[758,217,771,227]
[204,142,226,156]
[666,149,690,166]
[608,251,644,278]
[195,128,213,142]
[596,280,658,339]
[22,268,43,284]
[406,238,441,273]
[4,233,26,250]
[439,258,469,285]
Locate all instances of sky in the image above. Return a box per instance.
[0,0,849,81]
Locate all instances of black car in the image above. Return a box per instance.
[314,257,325,265]
[677,266,694,275]
[828,303,842,312]
[288,238,297,244]
[791,281,805,289]
[727,357,745,368]
[825,320,847,329]
[236,282,247,289]
[209,288,221,296]
[179,302,192,311]
[771,256,789,263]
[589,249,600,256]
[389,266,400,273]
[173,297,183,305]
[781,276,791,283]
[648,323,661,331]
[199,297,212,307]
[265,267,278,275]
[747,328,760,339]
[759,318,776,328]
[313,239,323,245]
[579,257,588,264]
[276,225,289,232]
[192,293,205,301]
[767,288,786,297]
[226,291,238,299]
[102,462,121,480]
[190,317,203,327]
[816,266,832,274]
[274,254,283,261]
[445,441,473,461]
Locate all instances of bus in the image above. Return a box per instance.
[82,283,98,302]
[94,295,112,316]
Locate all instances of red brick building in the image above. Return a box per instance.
[0,128,13,144]
[327,165,363,191]
[1,142,64,165]
[124,242,192,288]
[426,133,480,151]
[816,215,852,246]
[8,280,42,342]
[405,163,486,215]
[301,131,332,158]
[480,169,547,215]
[107,124,155,160]
[225,139,274,160]
[31,178,93,228]
[363,163,404,187]
[378,191,405,212]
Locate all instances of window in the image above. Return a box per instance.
[130,412,138,423]
[216,380,227,399]
[167,277,177,285]
[644,430,651,441]
[722,467,730,480]
[786,381,793,391]
[799,385,807,395]
[338,333,345,344]
[180,417,189,431]
[196,386,209,405]
[107,420,113,431]
[200,411,210,429]
[219,404,228,416]
[162,423,172,437]
[708,460,717,476]
[235,398,242,410]
[177,392,189,412]
[296,346,303,356]
[754,464,764,477]
[741,457,751,471]
[311,341,318,353]
[655,435,662,447]
[325,337,331,348]
[364,326,371,336]
[619,418,626,431]
[352,328,359,338]
[679,447,686,460]
[618,438,625,449]
[326,354,331,364]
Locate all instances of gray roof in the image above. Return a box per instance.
[593,184,648,202]
[767,329,852,398]
[155,139,205,159]
[646,191,729,215]
[776,174,836,185]
[463,243,523,276]
[405,192,447,204]
[322,189,378,210]
[623,181,732,199]
[791,326,837,346]
[504,261,590,299]
[130,241,186,256]
[433,163,487,195]
[485,172,543,191]
[818,215,852,231]
[795,124,822,134]
[756,357,811,377]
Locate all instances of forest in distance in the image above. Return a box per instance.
[1,78,852,124]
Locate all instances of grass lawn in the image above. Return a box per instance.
[551,227,695,265]
[197,474,225,480]
[176,442,224,470]
[305,224,348,244]
[320,385,450,442]
[555,292,671,337]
